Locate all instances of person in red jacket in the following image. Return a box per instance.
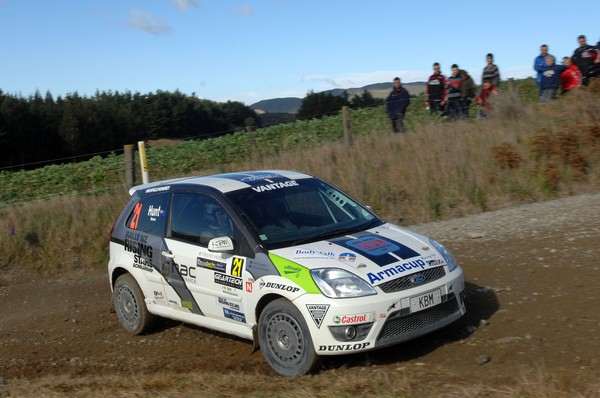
[475,80,497,118]
[561,56,582,94]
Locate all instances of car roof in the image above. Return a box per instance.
[129,170,313,196]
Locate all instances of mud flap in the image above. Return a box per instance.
[252,324,260,353]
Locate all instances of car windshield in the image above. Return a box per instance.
[226,177,381,250]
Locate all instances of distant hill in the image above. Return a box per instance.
[250,97,302,114]
[251,82,426,114]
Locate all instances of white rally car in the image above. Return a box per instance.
[108,170,466,375]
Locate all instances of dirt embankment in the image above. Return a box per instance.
[1,194,599,397]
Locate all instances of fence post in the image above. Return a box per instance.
[124,144,136,188]
[137,141,149,184]
[342,106,353,147]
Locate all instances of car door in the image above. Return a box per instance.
[161,191,249,324]
[122,191,170,307]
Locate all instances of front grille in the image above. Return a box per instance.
[376,293,462,347]
[378,266,446,293]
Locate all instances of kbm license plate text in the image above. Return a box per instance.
[410,289,441,312]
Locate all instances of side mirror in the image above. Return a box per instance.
[208,236,234,252]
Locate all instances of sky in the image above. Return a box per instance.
[0,0,597,105]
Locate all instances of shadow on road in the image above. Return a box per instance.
[321,281,499,371]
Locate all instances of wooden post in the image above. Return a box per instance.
[137,141,149,184]
[508,78,515,92]
[342,106,352,147]
[124,144,136,188]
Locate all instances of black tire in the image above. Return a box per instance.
[113,274,155,335]
[258,298,320,376]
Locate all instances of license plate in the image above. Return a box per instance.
[410,289,442,313]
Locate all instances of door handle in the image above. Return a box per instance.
[162,250,175,259]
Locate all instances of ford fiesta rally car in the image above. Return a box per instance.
[108,170,466,375]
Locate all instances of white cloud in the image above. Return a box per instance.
[170,0,200,11]
[501,65,535,80]
[128,9,171,35]
[234,4,254,17]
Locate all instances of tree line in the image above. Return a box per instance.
[0,89,259,170]
[0,87,385,170]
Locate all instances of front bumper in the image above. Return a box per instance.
[296,267,466,355]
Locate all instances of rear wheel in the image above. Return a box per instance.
[258,299,319,376]
[113,274,155,334]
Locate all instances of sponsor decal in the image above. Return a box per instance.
[306,304,330,328]
[217,297,241,312]
[357,263,367,269]
[318,342,371,352]
[153,290,164,300]
[223,308,246,323]
[293,249,336,260]
[125,238,154,272]
[147,204,165,221]
[330,234,420,266]
[145,185,170,193]
[282,264,302,277]
[240,174,279,182]
[173,263,196,284]
[214,273,243,290]
[181,300,193,310]
[231,257,245,277]
[426,259,443,267]
[211,238,232,249]
[222,286,240,298]
[251,180,299,192]
[346,236,400,256]
[367,259,429,285]
[245,281,253,292]
[258,280,300,293]
[338,252,356,263]
[125,231,148,243]
[197,257,226,273]
[332,312,372,324]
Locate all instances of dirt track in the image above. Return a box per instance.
[1,194,599,396]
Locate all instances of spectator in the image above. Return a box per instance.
[425,63,447,114]
[459,69,476,118]
[560,56,582,95]
[386,77,410,133]
[475,79,497,118]
[445,65,463,120]
[482,53,501,86]
[534,45,551,93]
[591,38,600,79]
[540,55,565,102]
[572,35,597,85]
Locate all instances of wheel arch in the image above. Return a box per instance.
[255,293,287,323]
[111,266,130,289]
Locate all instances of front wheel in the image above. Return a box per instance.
[113,273,155,335]
[258,299,319,376]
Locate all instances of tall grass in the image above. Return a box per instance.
[0,82,599,275]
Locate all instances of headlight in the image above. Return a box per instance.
[311,268,376,298]
[429,238,459,272]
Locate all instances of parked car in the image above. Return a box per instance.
[108,170,466,375]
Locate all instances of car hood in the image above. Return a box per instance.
[269,223,447,287]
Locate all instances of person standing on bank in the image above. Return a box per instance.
[425,63,447,114]
[386,77,410,133]
[572,35,597,86]
[534,44,551,94]
[482,53,500,86]
[540,55,565,102]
